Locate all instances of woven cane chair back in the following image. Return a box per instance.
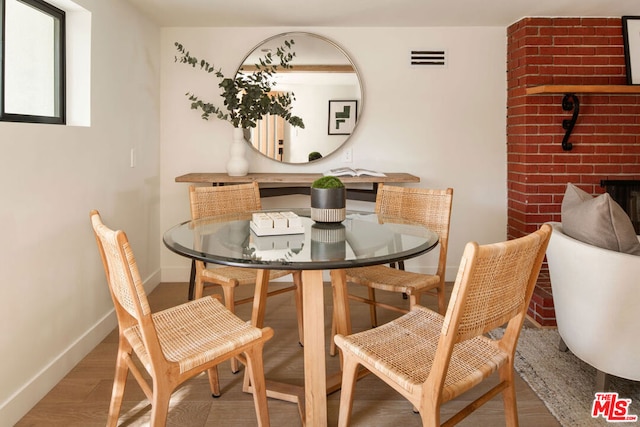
[190,183,261,219]
[375,184,453,283]
[448,229,550,343]
[375,184,452,242]
[91,211,151,320]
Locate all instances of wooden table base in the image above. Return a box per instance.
[245,269,354,426]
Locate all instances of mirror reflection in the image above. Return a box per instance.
[237,32,363,164]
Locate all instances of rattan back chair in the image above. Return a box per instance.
[334,224,551,427]
[189,184,304,372]
[90,210,273,426]
[348,185,453,320]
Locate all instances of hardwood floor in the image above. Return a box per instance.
[16,281,560,426]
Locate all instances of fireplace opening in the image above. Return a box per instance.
[601,180,640,234]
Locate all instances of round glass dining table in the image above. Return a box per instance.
[163,209,439,426]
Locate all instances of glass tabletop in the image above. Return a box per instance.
[163,209,439,270]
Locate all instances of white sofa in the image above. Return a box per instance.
[545,222,640,390]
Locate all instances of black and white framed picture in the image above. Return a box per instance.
[328,100,357,135]
[623,16,640,85]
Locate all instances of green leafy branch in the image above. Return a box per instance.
[174,41,304,129]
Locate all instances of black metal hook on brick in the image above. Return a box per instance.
[561,93,579,151]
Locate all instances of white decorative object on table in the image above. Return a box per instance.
[226,128,249,176]
[250,211,305,236]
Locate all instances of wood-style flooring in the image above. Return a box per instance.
[16,281,561,426]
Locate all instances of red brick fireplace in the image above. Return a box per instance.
[507,17,640,326]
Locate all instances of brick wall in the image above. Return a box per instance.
[507,17,640,326]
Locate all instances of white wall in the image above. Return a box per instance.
[0,1,161,425]
[161,27,508,282]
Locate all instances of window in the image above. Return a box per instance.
[1,0,65,124]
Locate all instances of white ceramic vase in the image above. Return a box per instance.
[226,127,249,176]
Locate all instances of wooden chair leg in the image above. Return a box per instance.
[207,367,221,397]
[437,282,446,315]
[499,364,519,427]
[194,261,206,299]
[293,271,304,346]
[221,285,240,374]
[150,386,171,427]
[368,287,378,327]
[329,310,337,356]
[107,345,130,427]
[221,285,236,313]
[337,354,359,427]
[244,345,270,427]
[418,400,440,427]
[409,293,421,311]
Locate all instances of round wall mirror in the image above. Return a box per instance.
[236,32,363,164]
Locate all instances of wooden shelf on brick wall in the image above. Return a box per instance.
[525,85,640,95]
[525,85,640,151]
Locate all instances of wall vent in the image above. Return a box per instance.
[410,50,446,66]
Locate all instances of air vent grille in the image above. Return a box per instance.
[411,50,446,66]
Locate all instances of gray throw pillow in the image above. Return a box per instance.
[561,183,640,255]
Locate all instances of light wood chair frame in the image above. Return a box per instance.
[91,210,273,426]
[334,224,551,427]
[189,183,304,372]
[350,185,453,318]
[330,185,453,356]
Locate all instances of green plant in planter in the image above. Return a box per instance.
[312,176,345,189]
[311,176,346,223]
[174,41,305,130]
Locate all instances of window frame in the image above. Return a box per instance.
[0,0,66,124]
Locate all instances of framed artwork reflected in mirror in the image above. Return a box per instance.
[328,100,357,135]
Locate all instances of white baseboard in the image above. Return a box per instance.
[0,269,161,427]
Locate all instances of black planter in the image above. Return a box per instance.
[310,187,346,222]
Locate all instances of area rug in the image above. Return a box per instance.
[492,327,640,426]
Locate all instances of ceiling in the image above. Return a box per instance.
[126,0,639,27]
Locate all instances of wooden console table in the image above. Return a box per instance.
[175,172,420,202]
